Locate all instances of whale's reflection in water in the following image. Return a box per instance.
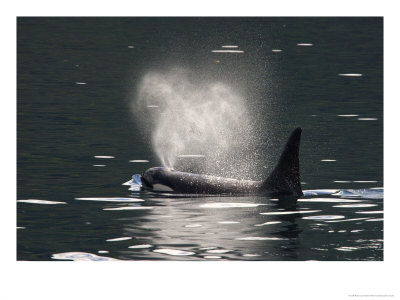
[45,188,383,260]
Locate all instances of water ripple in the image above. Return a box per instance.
[75,197,144,202]
[254,221,282,227]
[260,210,321,215]
[206,249,233,254]
[355,211,383,214]
[128,244,153,249]
[17,199,67,205]
[302,215,345,220]
[298,198,362,203]
[325,217,369,223]
[236,237,288,241]
[200,202,265,208]
[52,252,118,261]
[106,237,132,242]
[153,248,195,256]
[332,204,377,208]
[335,247,359,252]
[103,206,153,211]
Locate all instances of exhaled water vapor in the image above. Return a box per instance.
[134,68,259,179]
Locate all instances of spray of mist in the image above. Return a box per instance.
[134,68,261,180]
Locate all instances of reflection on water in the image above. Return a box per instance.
[200,202,266,208]
[338,73,363,77]
[17,199,67,205]
[297,43,313,46]
[19,188,384,261]
[106,237,132,242]
[153,248,195,256]
[52,252,119,261]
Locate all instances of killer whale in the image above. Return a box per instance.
[140,127,303,197]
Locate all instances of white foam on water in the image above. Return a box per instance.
[235,237,288,241]
[365,218,384,222]
[177,154,205,158]
[106,237,132,242]
[297,43,313,46]
[217,221,240,224]
[338,73,363,77]
[254,221,282,227]
[331,190,358,197]
[93,165,106,167]
[337,114,359,117]
[206,249,233,254]
[303,189,339,196]
[128,244,153,249]
[260,210,321,215]
[153,248,195,256]
[334,189,383,199]
[298,198,362,203]
[321,159,336,162]
[75,82,87,85]
[75,197,144,202]
[200,202,265,208]
[333,204,377,208]
[325,217,369,223]
[302,215,345,220]
[17,199,67,205]
[221,45,239,48]
[272,49,282,52]
[356,211,384,214]
[52,252,118,261]
[129,160,149,162]
[94,156,115,159]
[103,206,153,211]
[184,224,203,228]
[211,50,244,53]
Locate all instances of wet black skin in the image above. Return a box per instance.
[141,128,303,198]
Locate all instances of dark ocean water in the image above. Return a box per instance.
[17,17,383,261]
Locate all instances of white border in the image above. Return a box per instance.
[2,1,398,299]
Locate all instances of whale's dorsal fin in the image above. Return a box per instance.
[262,127,303,197]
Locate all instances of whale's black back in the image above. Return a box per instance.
[141,128,303,197]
